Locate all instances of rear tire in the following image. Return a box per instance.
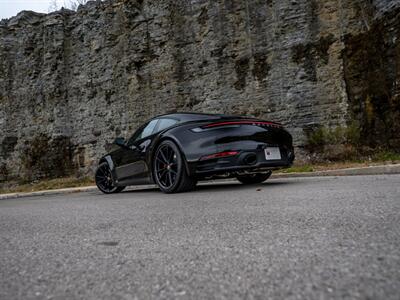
[236,171,272,184]
[95,162,125,194]
[153,140,197,193]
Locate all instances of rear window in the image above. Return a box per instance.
[157,118,179,131]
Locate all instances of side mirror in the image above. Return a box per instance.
[113,137,126,147]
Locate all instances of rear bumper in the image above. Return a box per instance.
[188,146,294,178]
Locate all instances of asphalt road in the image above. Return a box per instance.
[0,175,399,300]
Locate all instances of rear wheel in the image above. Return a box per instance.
[153,140,197,193]
[95,162,125,194]
[236,171,272,184]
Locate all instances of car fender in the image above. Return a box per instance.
[99,155,115,171]
[149,132,192,177]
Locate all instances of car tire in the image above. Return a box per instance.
[153,140,197,193]
[236,171,272,184]
[95,162,125,194]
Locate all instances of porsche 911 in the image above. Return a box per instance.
[95,113,294,193]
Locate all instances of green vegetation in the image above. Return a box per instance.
[306,122,361,149]
[0,177,94,195]
[304,122,400,163]
[371,150,400,162]
[281,165,314,173]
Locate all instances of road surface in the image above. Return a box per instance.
[1,175,399,299]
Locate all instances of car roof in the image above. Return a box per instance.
[153,112,247,121]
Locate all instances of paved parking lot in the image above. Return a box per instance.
[1,175,399,299]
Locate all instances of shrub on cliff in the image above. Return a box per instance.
[304,122,399,162]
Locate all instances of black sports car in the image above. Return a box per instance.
[95,113,294,194]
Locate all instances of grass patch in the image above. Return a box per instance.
[0,177,94,195]
[371,150,400,162]
[279,156,400,174]
[281,165,314,173]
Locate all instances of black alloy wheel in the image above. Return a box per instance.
[95,162,125,194]
[153,140,196,193]
[236,171,272,184]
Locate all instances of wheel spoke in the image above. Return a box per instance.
[159,149,169,164]
[167,171,173,186]
[158,169,167,178]
[163,146,168,161]
[96,177,107,183]
[155,144,180,189]
[166,147,172,161]
[167,148,173,163]
[170,151,176,162]
[98,168,106,176]
[156,157,166,164]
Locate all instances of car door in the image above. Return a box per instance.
[114,119,159,185]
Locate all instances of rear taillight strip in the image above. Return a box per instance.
[203,121,282,128]
[200,151,239,161]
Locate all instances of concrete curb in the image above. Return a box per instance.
[0,186,98,200]
[1,164,399,200]
[272,163,400,178]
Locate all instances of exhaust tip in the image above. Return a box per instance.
[242,153,257,165]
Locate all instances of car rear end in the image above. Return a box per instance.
[179,117,295,178]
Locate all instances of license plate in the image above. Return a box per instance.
[264,147,281,160]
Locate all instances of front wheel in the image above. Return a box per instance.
[153,140,197,193]
[95,162,125,194]
[236,171,272,184]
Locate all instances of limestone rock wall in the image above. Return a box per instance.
[0,0,399,181]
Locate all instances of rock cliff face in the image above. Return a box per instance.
[0,0,399,181]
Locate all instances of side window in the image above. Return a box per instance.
[157,118,178,132]
[140,119,158,139]
[128,119,158,145]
